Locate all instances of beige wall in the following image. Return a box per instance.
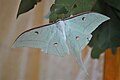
[0,0,44,80]
[0,0,104,80]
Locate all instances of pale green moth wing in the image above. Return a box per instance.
[64,12,110,76]
[64,12,110,35]
[66,28,92,75]
[46,27,69,56]
[12,23,69,56]
[13,12,110,66]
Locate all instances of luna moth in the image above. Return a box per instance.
[13,12,109,75]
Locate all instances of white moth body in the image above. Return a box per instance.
[56,20,67,40]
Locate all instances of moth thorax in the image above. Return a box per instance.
[56,20,65,28]
[56,20,66,39]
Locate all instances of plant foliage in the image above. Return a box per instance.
[17,0,120,58]
[17,0,41,18]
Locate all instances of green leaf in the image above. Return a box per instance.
[90,0,120,58]
[104,0,120,11]
[17,0,41,18]
[91,46,105,58]
[49,4,69,22]
[70,0,97,15]
[111,47,117,54]
[49,0,97,22]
